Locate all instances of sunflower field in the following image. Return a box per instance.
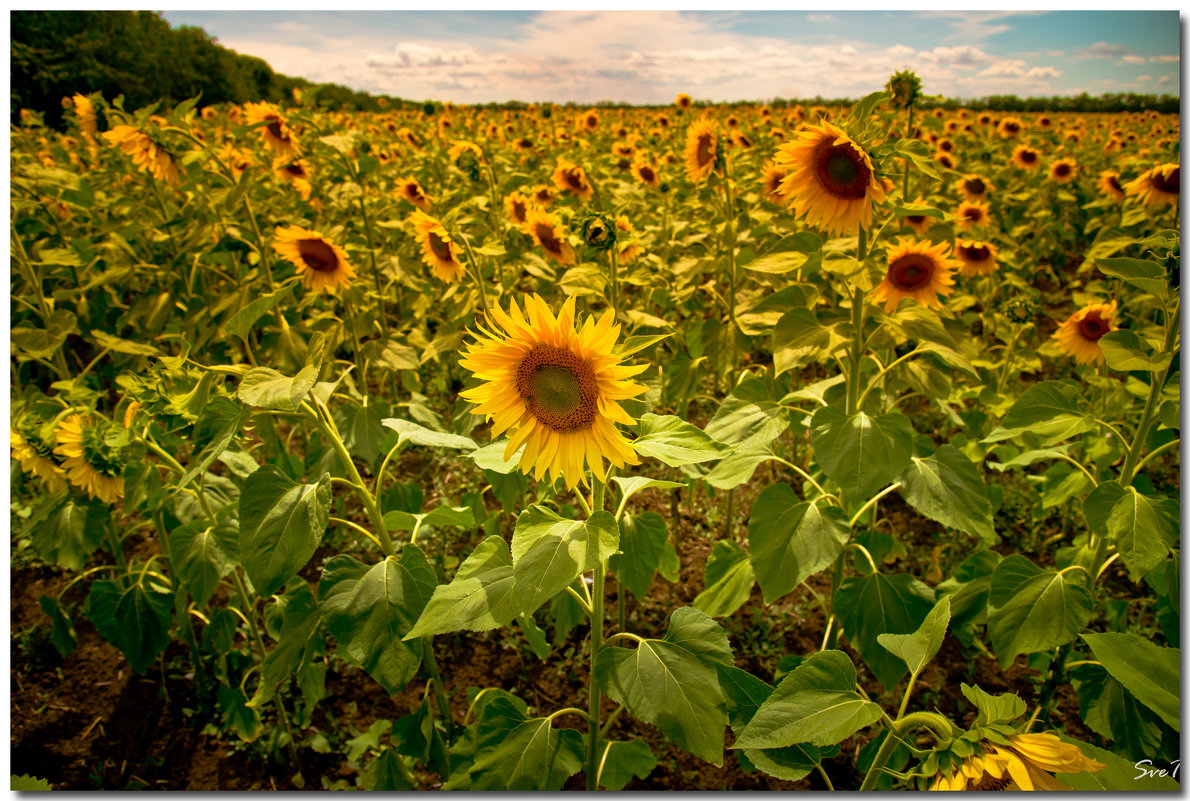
[9,78,1181,791]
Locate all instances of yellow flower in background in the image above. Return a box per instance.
[872,237,957,313]
[396,176,433,212]
[274,225,356,293]
[997,116,1025,138]
[102,125,179,185]
[631,160,660,189]
[523,207,576,266]
[761,162,788,204]
[683,118,719,183]
[775,120,886,236]
[955,200,990,231]
[504,190,532,226]
[459,295,645,489]
[71,93,98,137]
[1053,301,1118,365]
[274,158,313,200]
[552,159,594,202]
[1011,144,1042,170]
[11,427,67,493]
[410,210,465,283]
[615,215,640,264]
[1096,170,1126,203]
[243,101,301,159]
[53,415,124,505]
[1125,162,1180,208]
[676,93,692,110]
[1049,158,1078,184]
[954,239,1000,276]
[955,173,993,202]
[930,733,1106,791]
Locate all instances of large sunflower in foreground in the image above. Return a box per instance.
[274,226,356,293]
[684,118,720,183]
[775,120,886,236]
[459,295,646,489]
[1053,301,1117,365]
[872,237,957,313]
[410,210,466,283]
[929,732,1105,791]
[53,414,125,505]
[1125,162,1180,208]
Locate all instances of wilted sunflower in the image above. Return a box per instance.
[1125,162,1180,208]
[776,120,886,236]
[930,732,1105,791]
[1011,144,1042,170]
[11,423,67,493]
[70,93,98,137]
[1049,158,1078,184]
[53,414,125,505]
[631,160,660,188]
[274,225,356,293]
[955,173,993,202]
[1096,170,1126,203]
[458,295,645,489]
[552,159,595,202]
[872,237,957,313]
[102,126,179,185]
[954,239,999,276]
[523,208,576,266]
[761,162,788,204]
[410,210,465,283]
[684,118,720,183]
[1053,301,1117,365]
[504,191,532,226]
[243,101,301,159]
[396,176,433,212]
[955,200,990,231]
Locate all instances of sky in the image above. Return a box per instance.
[160,9,1182,105]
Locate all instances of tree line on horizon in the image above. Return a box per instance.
[11,9,1180,129]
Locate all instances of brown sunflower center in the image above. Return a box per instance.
[535,222,562,254]
[1019,149,1037,164]
[1107,175,1123,192]
[696,133,715,167]
[961,244,991,261]
[298,238,339,273]
[284,163,307,177]
[1003,121,1020,134]
[266,119,286,140]
[406,183,423,200]
[515,345,598,432]
[1055,163,1071,177]
[1079,311,1110,341]
[964,177,986,195]
[963,206,984,223]
[815,142,871,199]
[974,775,1012,792]
[1152,168,1180,194]
[640,165,655,182]
[428,231,453,261]
[906,214,926,225]
[511,199,527,223]
[565,169,585,190]
[888,254,936,291]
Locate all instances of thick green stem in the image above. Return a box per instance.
[1118,304,1178,486]
[846,228,869,415]
[586,478,607,791]
[859,712,955,791]
[354,194,389,337]
[421,639,455,751]
[241,194,275,291]
[902,105,914,199]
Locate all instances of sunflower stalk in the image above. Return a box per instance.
[240,194,276,292]
[1117,301,1179,487]
[846,227,870,415]
[456,229,491,316]
[586,476,608,791]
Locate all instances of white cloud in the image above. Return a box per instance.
[916,45,995,69]
[1027,66,1061,78]
[1157,75,1172,85]
[1074,41,1134,60]
[977,59,1027,77]
[913,11,1043,43]
[1150,54,1179,63]
[1118,55,1147,65]
[1136,75,1152,82]
[806,14,834,23]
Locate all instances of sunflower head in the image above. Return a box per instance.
[504,191,532,226]
[1049,158,1078,184]
[1001,292,1039,324]
[1011,144,1042,170]
[53,414,127,505]
[243,101,301,159]
[676,93,693,111]
[522,208,576,266]
[775,120,886,236]
[397,176,433,212]
[886,70,922,107]
[274,225,356,294]
[631,160,660,188]
[1097,170,1126,203]
[576,210,618,254]
[927,730,1106,791]
[954,239,999,277]
[552,160,595,202]
[761,162,788,203]
[684,118,721,183]
[410,210,465,283]
[956,173,993,201]
[1053,300,1118,365]
[1125,162,1180,208]
[872,237,958,313]
[955,200,990,231]
[458,295,646,489]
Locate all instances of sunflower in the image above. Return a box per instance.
[1049,158,1078,184]
[448,139,484,164]
[396,176,433,212]
[997,117,1025,138]
[1053,301,1118,365]
[552,159,594,202]
[684,118,720,183]
[1011,144,1042,170]
[616,215,640,264]
[930,733,1105,791]
[71,93,98,137]
[274,159,313,200]
[872,237,957,313]
[955,200,990,232]
[955,173,993,202]
[274,225,356,293]
[242,101,301,159]
[53,415,124,505]
[954,239,999,276]
[775,120,886,237]
[532,185,556,206]
[761,162,788,204]
[523,208,576,266]
[1096,170,1126,203]
[101,126,179,185]
[676,93,693,111]
[903,200,935,235]
[11,425,67,493]
[631,160,660,188]
[935,150,957,171]
[458,295,645,489]
[1125,162,1180,208]
[410,210,466,283]
[504,191,532,226]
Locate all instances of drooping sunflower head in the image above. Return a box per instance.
[1125,162,1180,208]
[955,200,990,231]
[532,184,556,206]
[954,239,999,277]
[1011,144,1042,170]
[631,160,660,188]
[1049,158,1078,184]
[243,101,301,159]
[1053,300,1118,365]
[872,237,958,313]
[775,120,887,237]
[552,159,595,202]
[956,173,993,201]
[684,118,721,183]
[458,295,646,489]
[761,162,788,204]
[11,414,67,493]
[53,414,126,505]
[522,207,576,266]
[410,210,465,283]
[396,176,433,212]
[274,225,356,293]
[1097,170,1126,203]
[929,732,1106,791]
[102,125,181,185]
